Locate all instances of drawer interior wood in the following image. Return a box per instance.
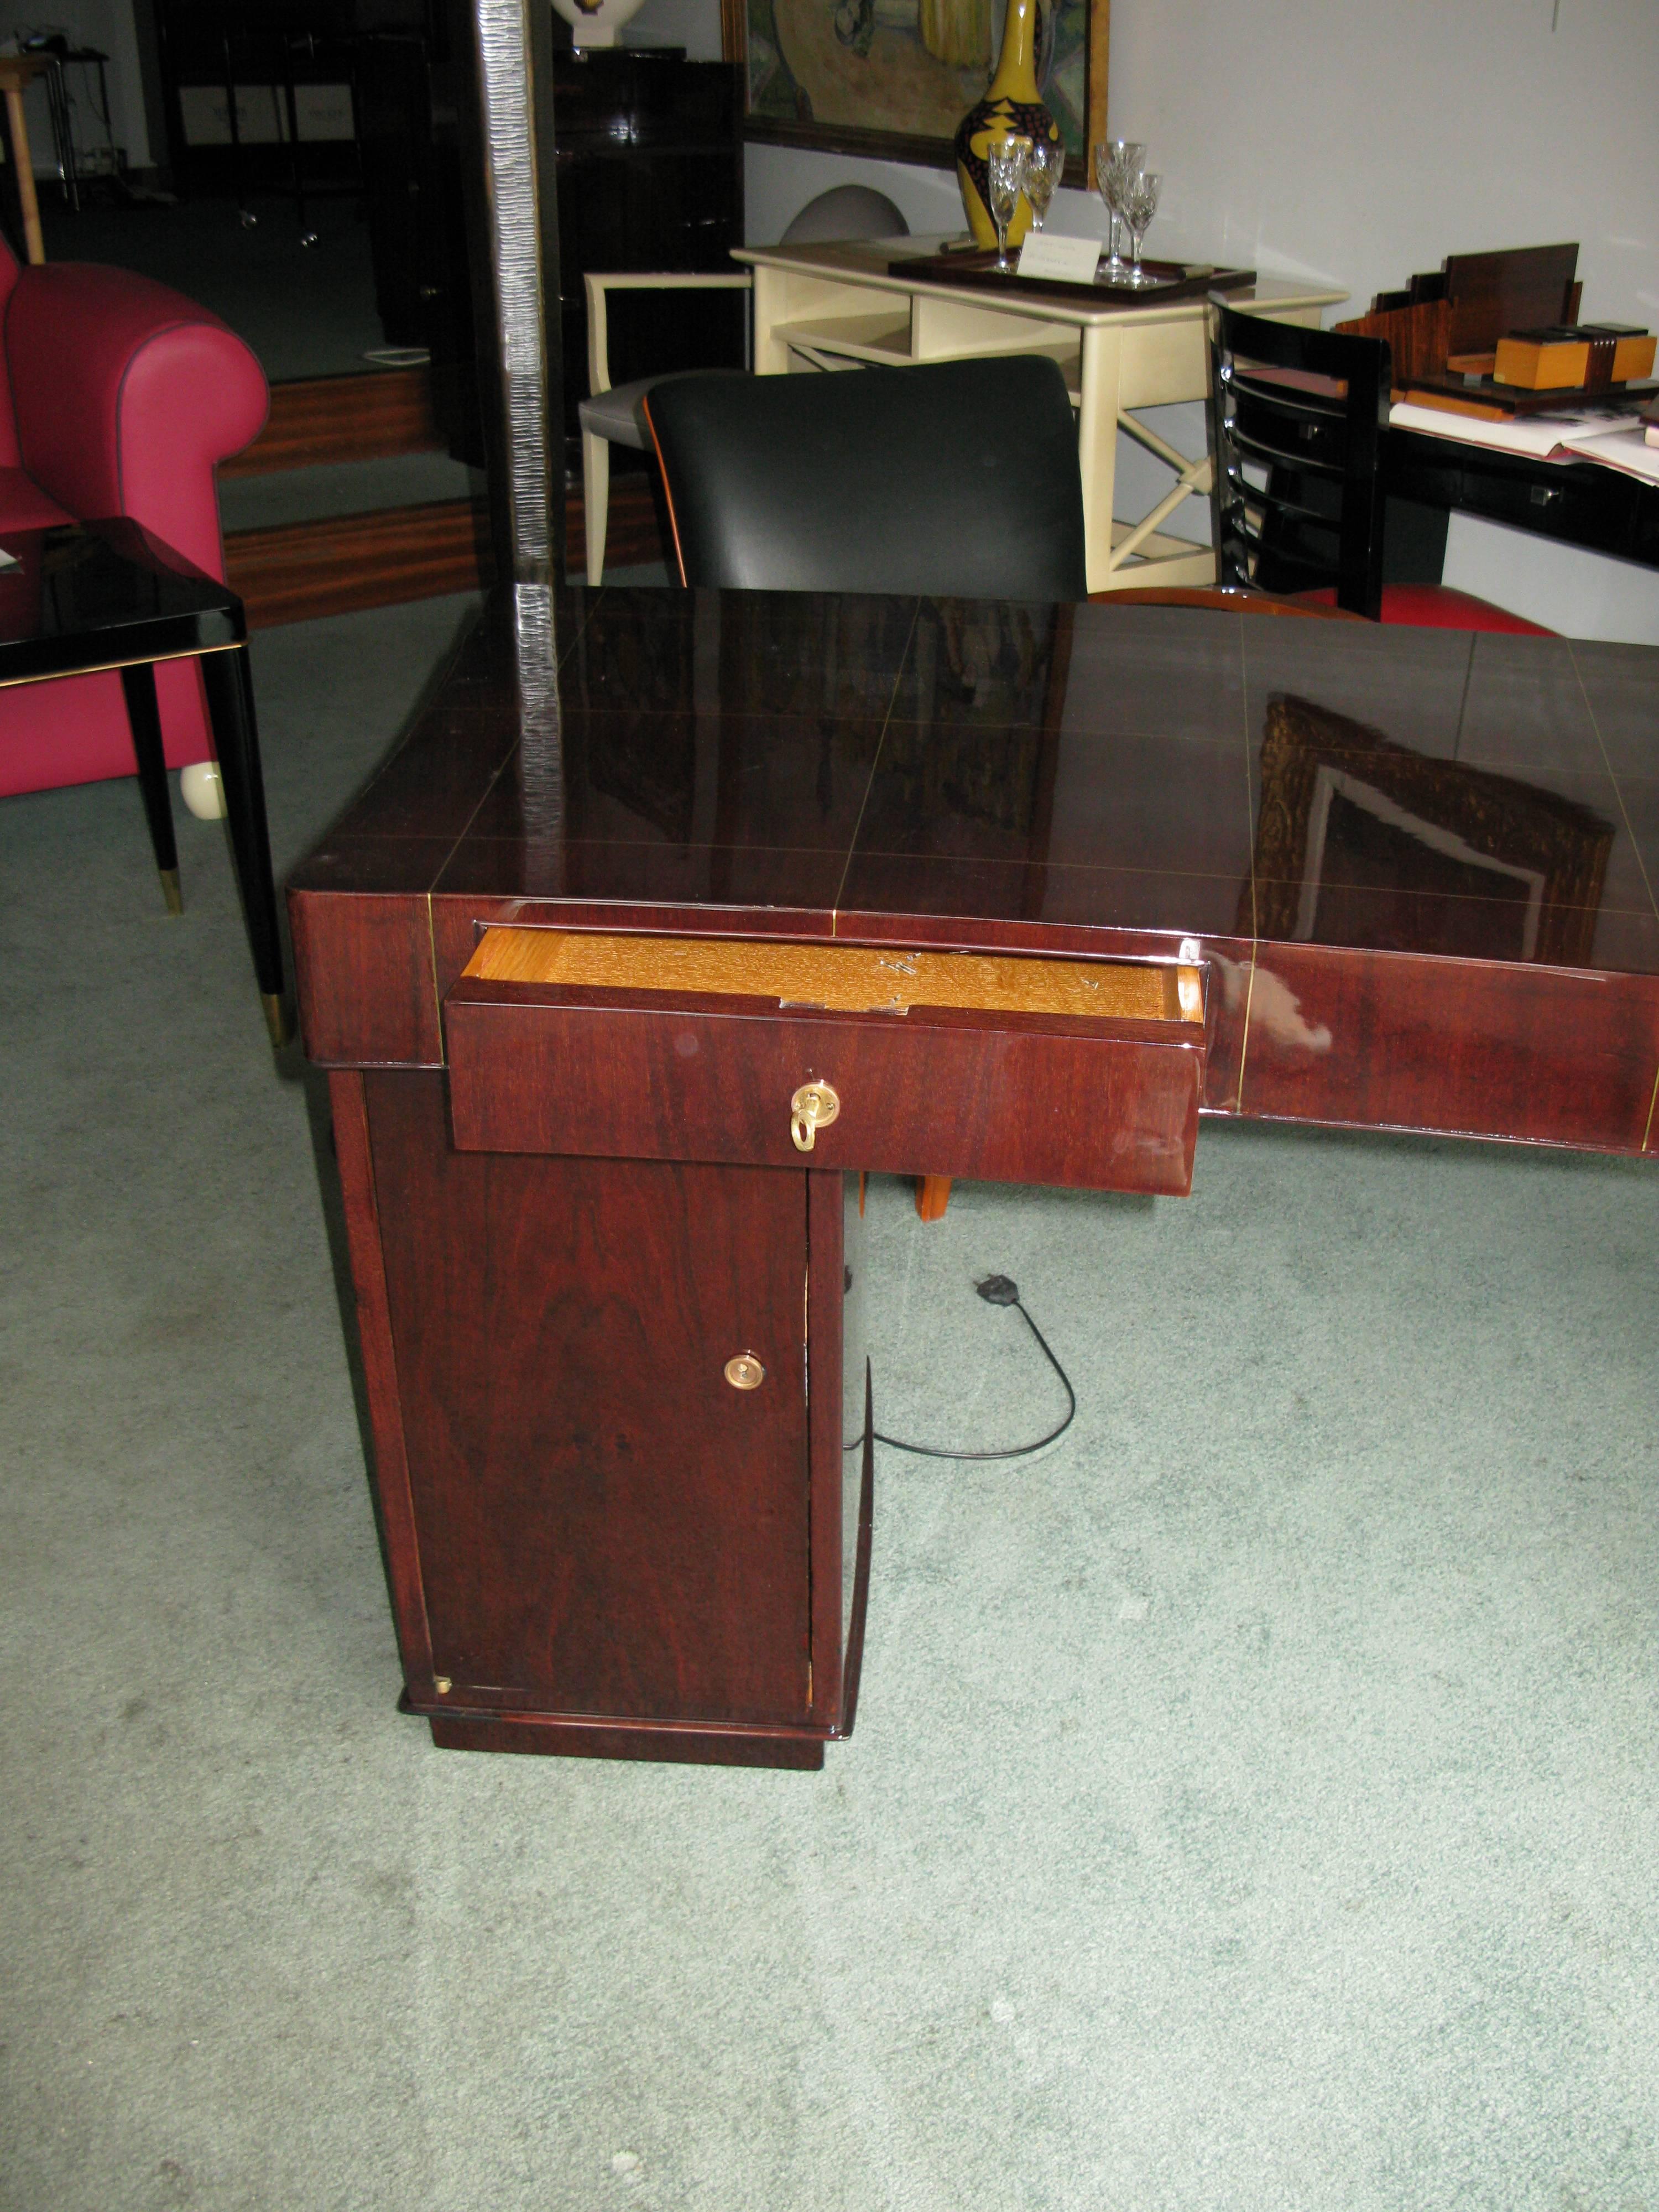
[463,927,1205,1027]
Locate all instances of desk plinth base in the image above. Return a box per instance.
[418,1704,829,1770]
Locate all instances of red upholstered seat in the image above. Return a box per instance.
[0,467,70,534]
[0,236,268,799]
[1298,583,1554,635]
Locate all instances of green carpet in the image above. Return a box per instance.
[2,595,1656,2210]
[217,453,483,534]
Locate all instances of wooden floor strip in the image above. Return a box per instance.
[225,498,493,628]
[221,367,444,479]
[221,472,672,628]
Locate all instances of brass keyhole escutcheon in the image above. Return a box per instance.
[790,1079,840,1152]
[724,1353,765,1390]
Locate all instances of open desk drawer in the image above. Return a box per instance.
[444,929,1208,1196]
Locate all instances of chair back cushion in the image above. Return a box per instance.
[580,371,711,451]
[7,265,267,573]
[779,186,909,245]
[645,356,1087,601]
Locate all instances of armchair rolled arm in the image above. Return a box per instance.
[5,263,269,580]
[583,269,754,400]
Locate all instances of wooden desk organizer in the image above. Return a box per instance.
[1336,242,1582,390]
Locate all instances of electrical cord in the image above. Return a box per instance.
[858,1274,1077,1462]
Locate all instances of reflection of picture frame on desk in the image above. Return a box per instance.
[729,0,1107,168]
[1249,693,1613,968]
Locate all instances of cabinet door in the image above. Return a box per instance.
[366,1073,811,1729]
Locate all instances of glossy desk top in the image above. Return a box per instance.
[289,586,1659,1156]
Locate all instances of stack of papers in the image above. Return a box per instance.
[1578,424,1659,481]
[1390,400,1659,486]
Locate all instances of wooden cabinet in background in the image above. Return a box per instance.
[354,38,743,478]
[551,49,745,460]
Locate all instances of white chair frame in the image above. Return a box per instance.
[581,269,754,586]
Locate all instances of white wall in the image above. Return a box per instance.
[750,0,1659,315]
[747,141,962,242]
[624,0,728,61]
[744,0,1659,641]
[2,1,151,174]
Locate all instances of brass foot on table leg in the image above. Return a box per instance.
[159,867,183,916]
[262,993,293,1048]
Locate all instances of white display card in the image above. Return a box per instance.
[1015,234,1103,284]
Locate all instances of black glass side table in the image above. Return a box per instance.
[0,519,288,1046]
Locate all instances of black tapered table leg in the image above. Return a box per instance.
[199,644,290,1047]
[118,661,182,916]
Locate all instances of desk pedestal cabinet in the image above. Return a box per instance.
[328,931,1207,1770]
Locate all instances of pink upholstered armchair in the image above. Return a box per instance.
[0,232,268,801]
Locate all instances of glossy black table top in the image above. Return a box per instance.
[291,583,1659,977]
[0,519,243,684]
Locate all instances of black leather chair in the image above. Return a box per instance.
[1209,302,1548,632]
[642,355,1088,600]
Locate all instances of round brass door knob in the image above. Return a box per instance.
[724,1353,765,1390]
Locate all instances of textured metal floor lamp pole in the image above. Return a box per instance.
[467,0,564,769]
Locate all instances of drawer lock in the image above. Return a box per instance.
[724,1353,765,1390]
[790,1079,841,1151]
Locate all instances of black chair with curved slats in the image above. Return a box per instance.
[642,354,1088,601]
[1208,302,1551,633]
[1209,303,1390,614]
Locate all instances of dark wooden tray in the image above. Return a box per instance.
[892,251,1256,309]
[1403,371,1659,419]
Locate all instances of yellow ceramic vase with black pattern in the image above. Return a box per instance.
[953,0,1061,251]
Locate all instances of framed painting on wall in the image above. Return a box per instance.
[727,0,1108,170]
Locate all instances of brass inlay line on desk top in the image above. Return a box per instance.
[0,639,242,693]
[465,928,1204,1025]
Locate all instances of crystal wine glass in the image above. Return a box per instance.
[1022,135,1064,233]
[1120,168,1162,288]
[986,139,1028,273]
[1093,138,1145,278]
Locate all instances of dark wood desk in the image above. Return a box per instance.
[290,587,1659,1770]
[1384,425,1659,576]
